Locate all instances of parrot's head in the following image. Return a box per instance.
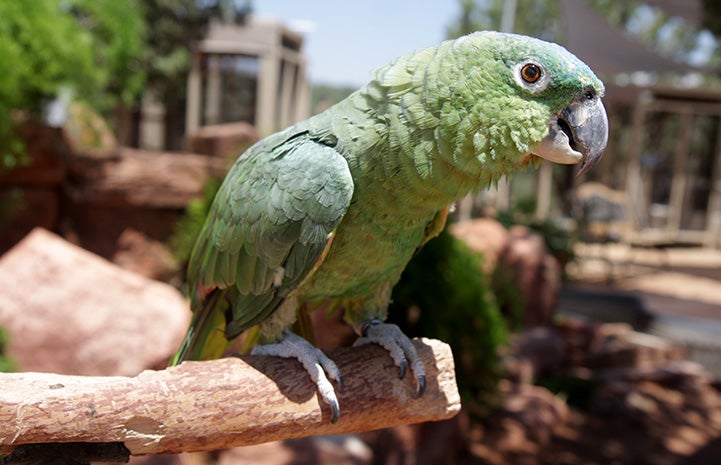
[449,31,608,176]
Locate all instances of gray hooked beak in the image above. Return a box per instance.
[532,94,608,176]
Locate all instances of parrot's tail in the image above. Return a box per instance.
[168,289,231,366]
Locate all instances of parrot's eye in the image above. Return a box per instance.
[513,61,549,93]
[520,63,542,83]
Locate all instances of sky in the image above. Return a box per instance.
[252,1,461,87]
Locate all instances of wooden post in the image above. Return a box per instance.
[705,115,721,248]
[0,339,460,457]
[666,108,693,235]
[256,52,281,135]
[185,51,202,138]
[204,55,222,126]
[624,91,651,235]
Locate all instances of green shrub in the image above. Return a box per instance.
[0,326,15,373]
[0,0,145,167]
[490,263,526,330]
[388,228,508,415]
[168,177,222,267]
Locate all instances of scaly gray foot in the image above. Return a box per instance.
[251,330,343,422]
[353,320,426,397]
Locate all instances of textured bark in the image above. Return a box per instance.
[0,338,459,456]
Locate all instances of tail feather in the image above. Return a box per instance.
[169,289,231,366]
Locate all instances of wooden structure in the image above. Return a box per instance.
[185,17,310,138]
[596,84,721,248]
[548,0,721,248]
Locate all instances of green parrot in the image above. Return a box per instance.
[170,31,608,422]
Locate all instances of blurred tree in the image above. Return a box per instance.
[310,84,356,114]
[702,0,721,36]
[0,0,145,168]
[140,1,210,100]
[71,0,147,108]
[0,0,254,159]
[448,0,719,69]
[446,0,561,41]
[586,0,715,67]
[133,0,210,149]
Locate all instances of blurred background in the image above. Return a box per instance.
[2,1,721,464]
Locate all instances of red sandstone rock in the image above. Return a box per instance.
[0,123,68,187]
[0,228,189,376]
[63,148,228,258]
[112,228,180,282]
[219,437,372,465]
[450,219,560,327]
[67,148,227,209]
[500,226,560,326]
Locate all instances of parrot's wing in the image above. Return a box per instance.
[189,136,354,339]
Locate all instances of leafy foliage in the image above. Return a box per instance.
[311,84,357,114]
[70,0,147,107]
[587,0,714,67]
[448,0,720,70]
[446,0,561,41]
[388,228,508,415]
[140,0,211,98]
[169,177,223,266]
[0,326,15,373]
[0,0,145,167]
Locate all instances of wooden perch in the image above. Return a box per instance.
[0,338,459,457]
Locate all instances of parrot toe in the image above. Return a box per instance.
[251,330,342,423]
[353,320,426,397]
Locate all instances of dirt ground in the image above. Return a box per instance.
[568,243,721,321]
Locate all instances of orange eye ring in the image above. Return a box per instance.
[520,63,542,83]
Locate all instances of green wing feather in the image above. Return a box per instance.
[169,135,354,364]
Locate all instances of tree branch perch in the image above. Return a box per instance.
[0,338,460,456]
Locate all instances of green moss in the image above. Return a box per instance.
[490,264,526,330]
[388,228,507,416]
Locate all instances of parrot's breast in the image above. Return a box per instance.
[297,202,430,304]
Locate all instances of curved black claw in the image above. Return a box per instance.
[335,372,344,392]
[354,321,427,397]
[398,358,408,380]
[329,397,340,424]
[415,374,426,398]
